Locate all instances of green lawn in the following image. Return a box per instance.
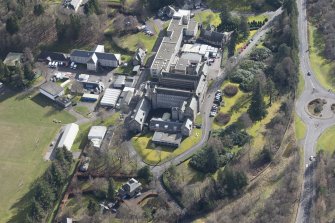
[247,14,268,22]
[294,113,307,141]
[73,106,90,118]
[194,10,221,27]
[317,126,335,154]
[132,129,202,165]
[0,91,76,222]
[212,82,247,130]
[118,32,157,53]
[308,24,335,91]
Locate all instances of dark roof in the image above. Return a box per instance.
[199,28,225,44]
[95,52,118,61]
[40,82,64,96]
[71,50,93,58]
[39,51,69,61]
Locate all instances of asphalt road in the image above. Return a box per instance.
[296,0,335,222]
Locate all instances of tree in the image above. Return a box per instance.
[228,31,238,57]
[6,16,19,34]
[107,178,116,201]
[265,78,275,105]
[137,166,153,183]
[216,168,248,198]
[27,199,44,222]
[207,147,219,173]
[248,82,267,121]
[239,16,250,39]
[34,4,44,16]
[35,181,55,210]
[24,63,35,81]
[88,199,100,216]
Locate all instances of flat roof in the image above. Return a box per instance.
[88,126,107,139]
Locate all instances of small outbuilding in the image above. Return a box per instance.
[88,126,107,148]
[119,178,142,198]
[40,82,64,101]
[3,52,23,67]
[57,123,79,151]
[112,75,126,89]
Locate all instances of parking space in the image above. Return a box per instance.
[207,55,222,81]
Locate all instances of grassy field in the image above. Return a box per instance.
[194,9,221,27]
[308,24,335,91]
[132,129,202,165]
[118,32,157,53]
[0,91,76,222]
[317,126,335,154]
[294,113,307,141]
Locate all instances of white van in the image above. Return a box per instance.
[70,62,75,69]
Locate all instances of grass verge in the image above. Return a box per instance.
[132,129,202,165]
[294,113,306,141]
[308,24,335,91]
[317,126,335,154]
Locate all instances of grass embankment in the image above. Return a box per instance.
[247,101,281,156]
[297,70,305,97]
[317,126,335,154]
[308,24,335,91]
[212,82,248,130]
[294,113,307,141]
[0,92,76,222]
[247,14,268,22]
[132,129,202,165]
[194,9,221,27]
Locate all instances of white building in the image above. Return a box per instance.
[39,82,64,100]
[57,123,79,151]
[100,88,122,107]
[88,126,107,148]
[70,45,121,71]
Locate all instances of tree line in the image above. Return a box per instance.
[26,147,73,223]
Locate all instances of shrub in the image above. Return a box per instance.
[215,112,231,126]
[223,85,238,97]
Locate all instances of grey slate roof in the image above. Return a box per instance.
[152,131,182,146]
[40,82,64,96]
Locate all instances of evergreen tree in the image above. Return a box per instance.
[107,178,116,201]
[137,166,153,183]
[6,16,19,34]
[34,181,55,210]
[239,16,250,39]
[228,31,238,57]
[28,199,44,222]
[87,199,99,216]
[206,147,219,173]
[248,82,267,121]
[33,4,44,16]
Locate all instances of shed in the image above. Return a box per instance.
[88,126,107,148]
[3,52,23,67]
[57,123,79,150]
[81,93,99,102]
[100,88,122,107]
[113,75,126,89]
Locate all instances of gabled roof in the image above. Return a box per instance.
[40,82,64,96]
[39,51,69,61]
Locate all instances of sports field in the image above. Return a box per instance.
[0,90,76,222]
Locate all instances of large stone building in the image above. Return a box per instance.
[128,9,209,147]
[150,9,198,78]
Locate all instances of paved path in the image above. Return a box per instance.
[296,0,335,222]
